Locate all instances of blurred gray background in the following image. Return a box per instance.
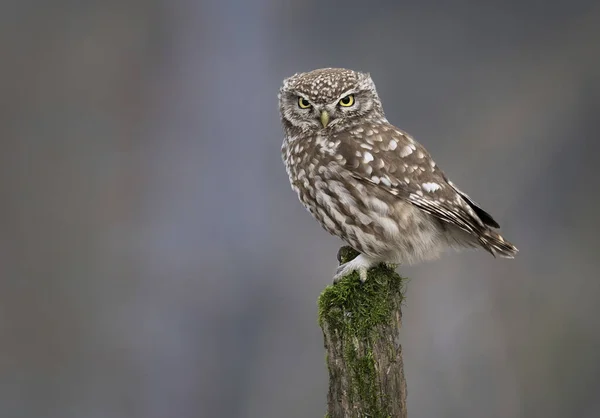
[2,0,600,417]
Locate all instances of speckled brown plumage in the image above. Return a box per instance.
[279,68,517,282]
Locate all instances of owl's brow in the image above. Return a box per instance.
[292,91,315,104]
[334,89,359,102]
[293,91,311,99]
[293,87,358,98]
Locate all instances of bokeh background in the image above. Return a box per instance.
[2,1,600,417]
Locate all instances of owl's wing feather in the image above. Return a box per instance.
[445,181,500,228]
[335,127,495,236]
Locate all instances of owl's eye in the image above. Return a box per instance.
[338,94,355,107]
[298,97,312,109]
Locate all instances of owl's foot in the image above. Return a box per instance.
[385,262,398,270]
[333,254,377,283]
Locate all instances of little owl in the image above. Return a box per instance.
[279,68,517,282]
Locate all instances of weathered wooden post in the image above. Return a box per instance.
[318,246,408,418]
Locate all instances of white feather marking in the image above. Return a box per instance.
[399,145,413,157]
[375,216,400,238]
[367,197,389,215]
[422,182,442,192]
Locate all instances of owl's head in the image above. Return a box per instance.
[279,68,385,133]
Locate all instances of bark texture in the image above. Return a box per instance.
[319,246,407,418]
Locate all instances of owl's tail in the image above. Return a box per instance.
[478,230,518,258]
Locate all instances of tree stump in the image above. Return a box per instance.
[318,246,408,418]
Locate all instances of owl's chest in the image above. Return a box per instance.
[283,135,336,188]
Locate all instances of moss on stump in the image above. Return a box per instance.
[319,246,408,418]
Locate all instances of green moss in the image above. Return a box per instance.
[319,247,406,417]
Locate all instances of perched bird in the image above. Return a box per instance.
[279,68,517,282]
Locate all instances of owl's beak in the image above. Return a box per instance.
[320,110,330,128]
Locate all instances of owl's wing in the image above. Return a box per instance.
[335,127,500,236]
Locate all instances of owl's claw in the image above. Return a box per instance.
[385,262,398,270]
[334,264,368,283]
[333,254,375,283]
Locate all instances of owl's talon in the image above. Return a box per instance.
[385,262,398,270]
[358,267,368,283]
[332,254,375,283]
[333,264,348,283]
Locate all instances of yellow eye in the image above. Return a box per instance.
[298,97,312,109]
[338,94,355,107]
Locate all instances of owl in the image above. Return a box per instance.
[279,68,517,282]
